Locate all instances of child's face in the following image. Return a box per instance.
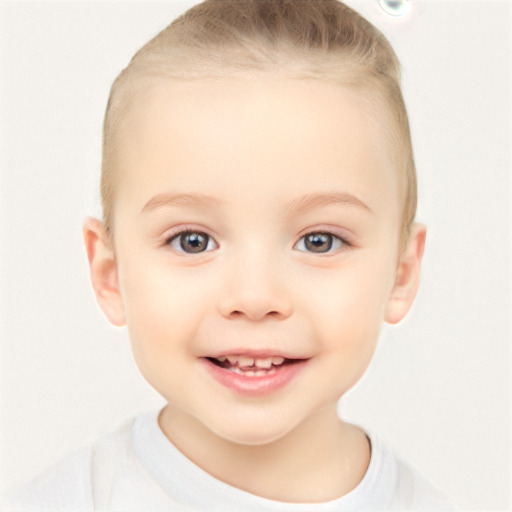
[88,75,423,445]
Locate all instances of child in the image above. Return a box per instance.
[3,0,455,510]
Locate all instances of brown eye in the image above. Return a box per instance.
[295,232,344,254]
[168,231,216,254]
[305,233,333,252]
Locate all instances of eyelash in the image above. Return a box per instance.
[164,228,351,255]
[165,229,218,254]
[294,231,351,254]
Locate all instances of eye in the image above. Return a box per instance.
[294,232,346,254]
[167,230,217,254]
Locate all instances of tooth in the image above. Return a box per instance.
[254,358,273,369]
[216,356,227,362]
[272,356,285,365]
[226,355,238,365]
[228,366,277,376]
[237,356,254,367]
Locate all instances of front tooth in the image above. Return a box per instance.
[254,358,273,369]
[226,355,239,365]
[271,356,285,365]
[237,356,254,367]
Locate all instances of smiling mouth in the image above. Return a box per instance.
[206,355,303,377]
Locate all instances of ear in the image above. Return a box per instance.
[384,223,427,325]
[83,217,126,326]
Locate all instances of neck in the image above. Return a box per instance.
[158,404,370,503]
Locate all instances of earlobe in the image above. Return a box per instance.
[384,223,427,325]
[83,217,126,326]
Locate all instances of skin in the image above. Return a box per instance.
[84,75,426,503]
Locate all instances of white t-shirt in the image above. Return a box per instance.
[2,410,455,511]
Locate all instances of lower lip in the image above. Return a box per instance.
[201,358,308,396]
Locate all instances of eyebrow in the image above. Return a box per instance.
[141,191,373,215]
[285,192,374,216]
[141,192,224,213]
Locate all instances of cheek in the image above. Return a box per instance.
[118,257,217,359]
[312,292,383,395]
[306,256,395,358]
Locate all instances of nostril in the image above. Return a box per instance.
[218,287,293,321]
[228,309,284,320]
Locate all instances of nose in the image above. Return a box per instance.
[217,249,293,322]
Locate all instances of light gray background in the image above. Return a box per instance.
[0,1,510,510]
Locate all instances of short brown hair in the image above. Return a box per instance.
[101,0,416,245]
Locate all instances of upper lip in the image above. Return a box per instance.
[205,349,311,360]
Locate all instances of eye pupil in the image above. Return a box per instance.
[305,233,332,253]
[180,232,208,253]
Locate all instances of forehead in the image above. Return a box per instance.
[113,74,399,220]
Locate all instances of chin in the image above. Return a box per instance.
[216,429,291,447]
[204,410,303,447]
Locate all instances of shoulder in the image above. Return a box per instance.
[368,433,456,511]
[393,458,456,511]
[1,418,135,512]
[1,447,94,512]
